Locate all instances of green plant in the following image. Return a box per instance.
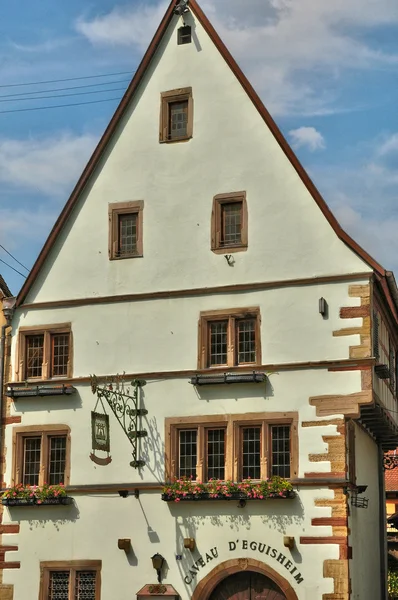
[162,476,293,502]
[388,569,398,598]
[2,483,33,500]
[2,482,67,503]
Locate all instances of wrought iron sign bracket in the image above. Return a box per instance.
[91,376,148,468]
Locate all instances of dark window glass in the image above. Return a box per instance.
[207,429,225,480]
[221,202,242,246]
[209,321,228,366]
[26,334,44,378]
[242,426,261,479]
[169,100,188,139]
[236,318,256,364]
[49,436,67,485]
[75,571,96,600]
[179,429,197,479]
[51,334,69,377]
[48,572,69,600]
[118,213,138,256]
[23,436,41,486]
[271,425,291,478]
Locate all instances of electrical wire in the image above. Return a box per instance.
[0,258,27,278]
[0,70,133,89]
[0,96,123,114]
[0,78,131,99]
[0,86,128,104]
[0,245,29,272]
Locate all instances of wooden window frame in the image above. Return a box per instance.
[211,192,248,254]
[12,425,71,487]
[39,561,101,600]
[108,201,144,260]
[159,87,193,143]
[198,307,261,369]
[17,324,72,382]
[165,413,298,482]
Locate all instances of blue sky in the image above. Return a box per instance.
[1,0,398,294]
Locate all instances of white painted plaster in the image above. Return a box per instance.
[349,424,382,600]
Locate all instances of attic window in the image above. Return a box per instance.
[211,192,248,254]
[108,201,144,260]
[160,88,193,143]
[178,25,192,45]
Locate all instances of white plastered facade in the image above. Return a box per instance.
[1,7,383,600]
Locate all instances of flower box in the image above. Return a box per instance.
[162,476,295,502]
[161,491,296,502]
[2,496,73,507]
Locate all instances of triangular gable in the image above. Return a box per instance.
[17,0,387,308]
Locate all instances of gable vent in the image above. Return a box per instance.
[178,25,192,45]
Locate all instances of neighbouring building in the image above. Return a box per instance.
[385,453,398,573]
[1,1,398,599]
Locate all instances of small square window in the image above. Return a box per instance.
[211,192,248,253]
[160,88,193,143]
[109,201,144,260]
[19,325,72,381]
[14,426,70,487]
[199,308,260,369]
[178,25,192,45]
[39,561,101,600]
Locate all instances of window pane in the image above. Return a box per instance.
[118,213,138,256]
[271,425,291,478]
[169,100,188,139]
[49,436,67,485]
[75,571,96,600]
[207,429,225,480]
[221,202,242,246]
[23,437,41,486]
[209,321,228,366]
[51,334,69,377]
[242,427,261,480]
[179,429,197,479]
[49,571,70,600]
[26,334,44,378]
[237,319,256,364]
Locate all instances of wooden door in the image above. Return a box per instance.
[209,571,286,600]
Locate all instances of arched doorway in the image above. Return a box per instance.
[209,570,286,599]
[191,559,298,600]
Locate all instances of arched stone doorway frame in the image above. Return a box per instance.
[191,558,299,600]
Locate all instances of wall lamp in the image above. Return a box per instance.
[151,553,165,583]
[319,297,328,317]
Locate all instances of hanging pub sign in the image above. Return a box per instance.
[90,411,112,466]
[92,412,110,451]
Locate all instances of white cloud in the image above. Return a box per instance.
[75,0,398,115]
[376,133,398,157]
[289,127,325,151]
[75,2,168,51]
[0,132,97,197]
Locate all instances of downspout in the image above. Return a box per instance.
[378,445,388,600]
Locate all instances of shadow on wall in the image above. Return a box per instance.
[4,501,80,531]
[169,496,305,597]
[11,391,83,414]
[137,386,165,484]
[192,378,275,402]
